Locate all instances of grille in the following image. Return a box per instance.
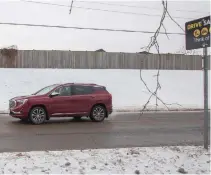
[9,100,16,109]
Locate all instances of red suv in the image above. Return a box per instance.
[9,83,112,124]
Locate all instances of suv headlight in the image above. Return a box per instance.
[16,99,28,106]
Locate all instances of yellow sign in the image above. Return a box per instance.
[201,27,208,36]
[185,16,210,50]
[193,29,200,37]
[193,27,210,38]
[187,22,202,30]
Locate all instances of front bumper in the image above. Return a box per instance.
[9,110,28,119]
[9,103,29,119]
[10,110,22,115]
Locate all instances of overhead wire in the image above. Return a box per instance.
[76,0,209,14]
[0,22,185,35]
[17,0,197,20]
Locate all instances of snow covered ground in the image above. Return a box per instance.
[0,146,210,174]
[0,68,208,112]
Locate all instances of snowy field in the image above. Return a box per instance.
[0,146,210,174]
[0,68,207,112]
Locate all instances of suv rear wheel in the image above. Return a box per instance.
[90,105,106,122]
[29,106,47,125]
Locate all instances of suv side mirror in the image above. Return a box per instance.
[49,91,60,98]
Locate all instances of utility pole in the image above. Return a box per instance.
[203,44,209,149]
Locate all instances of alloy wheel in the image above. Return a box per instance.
[91,106,106,122]
[30,107,46,124]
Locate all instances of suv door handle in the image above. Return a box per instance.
[91,96,95,99]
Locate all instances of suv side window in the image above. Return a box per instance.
[53,86,72,96]
[72,85,93,95]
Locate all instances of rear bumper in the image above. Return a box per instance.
[108,105,113,115]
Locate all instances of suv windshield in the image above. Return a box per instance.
[34,84,59,95]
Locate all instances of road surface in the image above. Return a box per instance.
[0,111,207,152]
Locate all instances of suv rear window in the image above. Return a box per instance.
[92,86,106,92]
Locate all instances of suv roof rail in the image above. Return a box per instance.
[62,83,98,86]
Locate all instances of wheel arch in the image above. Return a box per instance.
[29,104,49,120]
[90,103,108,118]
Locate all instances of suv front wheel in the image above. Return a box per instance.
[90,105,106,122]
[29,106,47,125]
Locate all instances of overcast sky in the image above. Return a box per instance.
[0,0,210,53]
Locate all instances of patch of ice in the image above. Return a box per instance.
[0,146,210,174]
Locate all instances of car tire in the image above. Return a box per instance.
[90,105,106,122]
[29,106,47,125]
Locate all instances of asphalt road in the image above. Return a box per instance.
[0,111,208,153]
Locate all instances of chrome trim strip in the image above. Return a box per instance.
[11,111,21,114]
[52,112,87,116]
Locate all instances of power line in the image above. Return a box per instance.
[76,0,209,14]
[18,0,194,20]
[18,0,69,7]
[0,22,185,35]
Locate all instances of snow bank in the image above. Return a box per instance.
[0,68,206,112]
[0,146,209,174]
